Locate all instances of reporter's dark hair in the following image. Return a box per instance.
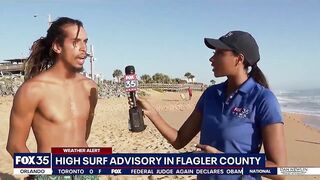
[245,61,269,89]
[232,51,269,89]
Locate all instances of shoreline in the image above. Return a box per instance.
[282,112,320,132]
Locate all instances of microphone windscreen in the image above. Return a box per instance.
[125,65,135,75]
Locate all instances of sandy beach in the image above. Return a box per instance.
[0,90,319,180]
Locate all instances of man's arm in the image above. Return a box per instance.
[6,82,40,157]
[85,81,98,140]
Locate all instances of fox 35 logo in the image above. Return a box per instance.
[14,153,50,167]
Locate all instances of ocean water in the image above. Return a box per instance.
[275,89,320,129]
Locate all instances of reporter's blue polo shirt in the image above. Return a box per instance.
[196,77,283,180]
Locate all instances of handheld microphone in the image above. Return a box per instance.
[124,65,146,132]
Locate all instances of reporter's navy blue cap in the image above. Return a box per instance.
[204,31,260,66]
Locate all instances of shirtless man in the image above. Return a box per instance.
[6,17,97,155]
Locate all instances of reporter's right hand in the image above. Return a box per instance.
[128,96,157,117]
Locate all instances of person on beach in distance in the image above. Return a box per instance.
[6,17,98,179]
[130,31,287,180]
[188,86,193,100]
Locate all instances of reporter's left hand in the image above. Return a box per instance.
[195,144,223,153]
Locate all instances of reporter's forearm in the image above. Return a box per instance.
[262,160,286,180]
[266,160,286,167]
[262,174,285,180]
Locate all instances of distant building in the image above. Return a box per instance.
[0,58,26,75]
[184,77,196,83]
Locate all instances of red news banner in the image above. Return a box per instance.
[51,147,112,155]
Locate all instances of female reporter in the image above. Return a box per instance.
[132,31,287,180]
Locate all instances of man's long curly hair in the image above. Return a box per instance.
[24,17,83,81]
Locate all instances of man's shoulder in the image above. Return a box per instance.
[26,70,56,85]
[77,74,98,90]
[77,75,98,100]
[14,79,44,103]
[20,77,46,91]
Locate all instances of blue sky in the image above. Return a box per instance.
[0,0,319,91]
